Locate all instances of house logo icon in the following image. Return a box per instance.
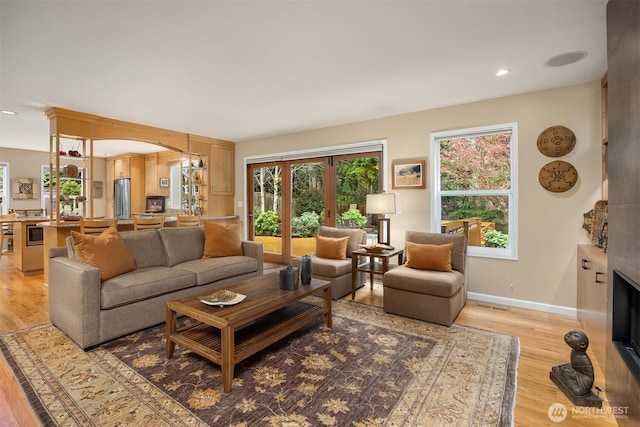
[548,402,568,422]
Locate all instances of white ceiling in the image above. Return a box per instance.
[1,0,607,158]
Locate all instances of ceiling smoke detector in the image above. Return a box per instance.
[544,51,588,67]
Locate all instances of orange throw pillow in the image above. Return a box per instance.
[315,235,349,260]
[406,241,454,272]
[203,221,243,258]
[71,226,137,281]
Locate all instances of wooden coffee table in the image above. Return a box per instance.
[166,275,331,393]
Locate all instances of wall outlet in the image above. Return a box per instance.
[237,200,243,208]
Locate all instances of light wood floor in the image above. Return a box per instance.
[0,255,619,426]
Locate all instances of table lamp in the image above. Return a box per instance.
[366,193,401,249]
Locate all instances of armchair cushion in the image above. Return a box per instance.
[315,235,348,260]
[384,266,464,298]
[406,241,454,272]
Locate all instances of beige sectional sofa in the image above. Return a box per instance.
[48,226,263,349]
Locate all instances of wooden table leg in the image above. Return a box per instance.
[351,255,358,299]
[165,306,177,359]
[221,325,235,393]
[324,286,332,328]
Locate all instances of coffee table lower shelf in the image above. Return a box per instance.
[168,301,325,390]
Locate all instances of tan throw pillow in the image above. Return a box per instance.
[406,241,454,272]
[71,226,137,281]
[203,221,243,258]
[315,234,349,260]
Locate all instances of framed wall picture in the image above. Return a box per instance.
[392,159,426,189]
[11,178,39,199]
[93,181,103,199]
[159,178,170,188]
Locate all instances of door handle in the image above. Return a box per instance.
[595,272,605,284]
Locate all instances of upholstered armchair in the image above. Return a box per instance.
[291,226,366,299]
[383,231,467,326]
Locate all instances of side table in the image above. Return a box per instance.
[351,248,404,299]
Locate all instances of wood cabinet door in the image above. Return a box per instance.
[211,143,234,195]
[105,160,115,218]
[114,158,130,178]
[145,155,158,195]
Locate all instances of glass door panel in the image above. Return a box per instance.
[249,163,283,263]
[290,160,325,257]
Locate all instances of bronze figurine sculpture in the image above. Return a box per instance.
[550,330,603,407]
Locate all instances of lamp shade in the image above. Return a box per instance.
[366,193,400,214]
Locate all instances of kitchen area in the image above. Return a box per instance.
[1,108,237,279]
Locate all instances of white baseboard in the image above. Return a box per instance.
[467,292,577,317]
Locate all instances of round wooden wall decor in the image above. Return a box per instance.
[537,125,576,157]
[538,160,578,192]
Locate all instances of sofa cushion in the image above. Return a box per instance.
[406,241,454,272]
[317,226,365,258]
[405,231,466,273]
[202,221,243,258]
[315,235,348,260]
[296,254,352,278]
[174,256,258,285]
[383,265,463,298]
[100,266,196,309]
[159,227,205,267]
[120,229,167,268]
[71,227,137,281]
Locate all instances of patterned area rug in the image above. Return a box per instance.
[0,298,519,426]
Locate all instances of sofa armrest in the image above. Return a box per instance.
[48,256,102,349]
[242,240,264,276]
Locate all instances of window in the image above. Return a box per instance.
[0,162,8,214]
[431,123,518,259]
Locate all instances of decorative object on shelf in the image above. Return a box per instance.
[582,209,593,235]
[11,178,39,200]
[198,157,204,168]
[391,158,426,189]
[279,264,299,290]
[538,160,578,192]
[537,125,576,157]
[590,200,608,248]
[300,255,312,285]
[366,193,402,248]
[549,330,603,408]
[62,164,79,178]
[159,177,169,188]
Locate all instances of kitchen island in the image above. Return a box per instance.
[2,217,47,275]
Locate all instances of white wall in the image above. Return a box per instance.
[0,147,107,217]
[234,82,602,311]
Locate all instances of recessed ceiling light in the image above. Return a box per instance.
[1,110,17,115]
[544,51,588,67]
[496,69,510,77]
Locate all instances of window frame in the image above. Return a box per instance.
[430,123,518,260]
[0,161,9,214]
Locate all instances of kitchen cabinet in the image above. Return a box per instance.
[106,154,146,215]
[210,142,234,195]
[577,244,607,371]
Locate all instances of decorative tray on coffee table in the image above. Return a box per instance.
[198,290,246,306]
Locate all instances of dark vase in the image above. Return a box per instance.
[301,255,312,285]
[198,158,204,168]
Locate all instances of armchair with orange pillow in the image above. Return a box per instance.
[291,226,366,300]
[383,231,467,326]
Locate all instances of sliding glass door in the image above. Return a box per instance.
[249,152,381,264]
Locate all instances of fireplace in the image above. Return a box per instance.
[612,270,640,383]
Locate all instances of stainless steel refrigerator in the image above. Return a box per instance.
[114,178,131,219]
